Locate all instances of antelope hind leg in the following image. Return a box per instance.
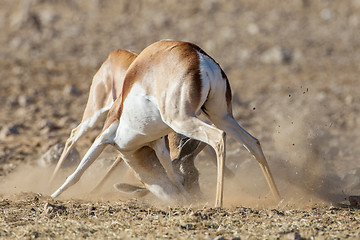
[166,117,226,208]
[212,115,281,201]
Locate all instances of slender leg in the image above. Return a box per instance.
[203,145,235,179]
[165,117,226,208]
[176,137,235,179]
[50,125,81,184]
[121,146,185,204]
[50,107,110,184]
[211,114,281,201]
[172,140,203,198]
[91,155,123,193]
[51,121,118,198]
[151,138,191,201]
[51,138,107,198]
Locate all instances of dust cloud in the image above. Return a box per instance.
[1,96,358,208]
[216,89,360,208]
[1,0,359,210]
[0,157,136,202]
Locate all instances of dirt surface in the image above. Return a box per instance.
[0,0,359,239]
[0,193,358,239]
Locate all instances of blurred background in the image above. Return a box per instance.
[0,0,359,206]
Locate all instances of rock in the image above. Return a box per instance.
[18,95,34,107]
[349,196,360,207]
[214,236,227,240]
[38,120,60,133]
[1,163,18,175]
[42,202,67,215]
[261,46,292,64]
[38,9,58,26]
[280,231,303,240]
[0,124,21,139]
[320,8,332,20]
[37,143,80,168]
[247,23,259,35]
[6,96,19,108]
[63,84,80,96]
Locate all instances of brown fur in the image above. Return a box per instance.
[53,40,281,207]
[108,49,138,100]
[102,41,206,130]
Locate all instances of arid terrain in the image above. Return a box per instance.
[0,0,359,239]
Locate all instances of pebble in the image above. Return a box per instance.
[349,196,360,207]
[0,124,20,139]
[214,236,227,240]
[38,120,60,134]
[38,9,58,26]
[18,95,34,107]
[280,231,303,240]
[63,84,80,96]
[42,202,67,215]
[6,96,19,108]
[320,8,332,20]
[260,46,292,64]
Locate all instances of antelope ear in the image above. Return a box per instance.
[114,183,150,197]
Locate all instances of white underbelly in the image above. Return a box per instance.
[114,84,170,151]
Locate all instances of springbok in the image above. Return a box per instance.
[50,48,233,194]
[51,40,281,207]
[50,49,138,184]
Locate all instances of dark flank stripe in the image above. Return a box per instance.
[190,41,232,112]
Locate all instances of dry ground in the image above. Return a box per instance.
[1,192,359,239]
[0,0,359,239]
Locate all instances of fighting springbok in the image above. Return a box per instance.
[50,49,138,184]
[50,48,233,195]
[51,40,281,207]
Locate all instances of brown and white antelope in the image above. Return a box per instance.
[50,48,233,197]
[51,40,281,207]
[49,49,138,184]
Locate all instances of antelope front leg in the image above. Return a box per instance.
[52,121,118,198]
[50,107,110,184]
[50,125,81,184]
[51,139,107,198]
[203,145,235,179]
[257,157,281,201]
[165,117,226,208]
